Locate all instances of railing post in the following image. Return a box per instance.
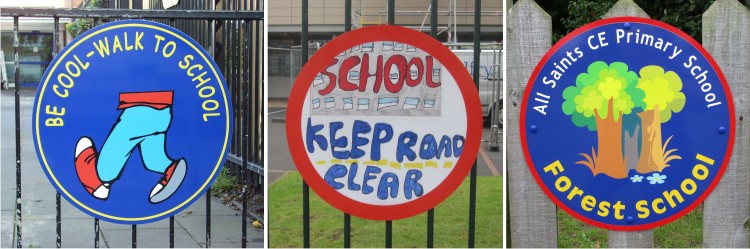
[468,0,481,248]
[53,15,62,249]
[13,15,23,249]
[301,0,310,247]
[427,1,438,247]
[343,1,353,246]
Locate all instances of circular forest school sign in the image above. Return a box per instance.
[33,20,233,224]
[522,17,735,230]
[287,25,482,220]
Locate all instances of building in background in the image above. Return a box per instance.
[0,0,79,88]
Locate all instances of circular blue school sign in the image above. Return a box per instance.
[521,17,735,230]
[32,20,233,224]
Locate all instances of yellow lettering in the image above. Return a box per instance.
[202,99,219,111]
[597,201,610,217]
[652,198,666,214]
[45,105,65,116]
[179,54,194,69]
[198,86,215,98]
[113,35,123,53]
[93,37,110,57]
[681,179,697,195]
[45,118,64,127]
[187,64,204,77]
[163,41,176,58]
[73,55,90,70]
[636,200,649,219]
[65,61,81,77]
[566,186,583,200]
[192,71,211,87]
[53,85,69,98]
[581,195,596,212]
[696,154,715,165]
[543,160,564,175]
[662,189,684,208]
[693,164,709,180]
[124,32,133,50]
[135,32,144,50]
[58,73,74,88]
[154,34,165,53]
[203,113,220,122]
[555,176,571,192]
[613,201,625,220]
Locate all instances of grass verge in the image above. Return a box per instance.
[557,205,703,248]
[269,172,502,248]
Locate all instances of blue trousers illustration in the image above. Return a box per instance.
[98,106,173,181]
[75,91,187,203]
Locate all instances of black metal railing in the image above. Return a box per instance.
[297,0,483,248]
[2,2,263,248]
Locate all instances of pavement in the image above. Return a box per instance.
[0,89,263,248]
[267,103,503,183]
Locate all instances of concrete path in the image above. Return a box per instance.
[267,105,503,183]
[1,90,263,248]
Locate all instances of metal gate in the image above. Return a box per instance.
[1,1,264,247]
[296,0,492,248]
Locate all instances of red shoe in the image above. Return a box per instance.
[149,158,187,203]
[75,137,109,200]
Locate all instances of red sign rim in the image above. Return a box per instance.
[286,25,483,221]
[519,16,736,231]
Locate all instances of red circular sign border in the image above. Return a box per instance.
[286,25,483,221]
[519,16,736,231]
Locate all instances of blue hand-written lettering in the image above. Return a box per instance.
[324,164,347,189]
[419,134,437,160]
[362,166,381,195]
[306,118,328,152]
[404,169,424,199]
[397,131,418,162]
[351,120,371,159]
[305,119,465,161]
[371,123,393,160]
[322,162,425,200]
[330,121,349,159]
[347,162,361,191]
[378,173,399,200]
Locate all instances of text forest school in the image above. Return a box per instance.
[521,17,734,230]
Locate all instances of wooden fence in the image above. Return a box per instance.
[507,0,750,247]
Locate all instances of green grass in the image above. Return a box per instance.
[557,205,703,248]
[269,172,503,248]
[211,168,239,193]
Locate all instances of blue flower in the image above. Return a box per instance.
[630,175,643,183]
[647,173,667,184]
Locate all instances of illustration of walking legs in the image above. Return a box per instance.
[74,91,187,203]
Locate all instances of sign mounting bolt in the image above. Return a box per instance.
[530,125,538,133]
[623,22,631,29]
[718,126,726,134]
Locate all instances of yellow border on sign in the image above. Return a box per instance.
[35,22,231,221]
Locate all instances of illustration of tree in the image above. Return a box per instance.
[634,65,685,173]
[562,61,644,179]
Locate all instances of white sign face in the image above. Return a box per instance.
[287,26,482,220]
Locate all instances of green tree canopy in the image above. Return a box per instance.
[562,61,644,130]
[637,65,686,123]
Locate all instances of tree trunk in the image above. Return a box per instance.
[624,125,640,171]
[636,107,664,173]
[593,98,628,179]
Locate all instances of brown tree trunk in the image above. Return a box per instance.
[593,98,628,179]
[637,107,664,173]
